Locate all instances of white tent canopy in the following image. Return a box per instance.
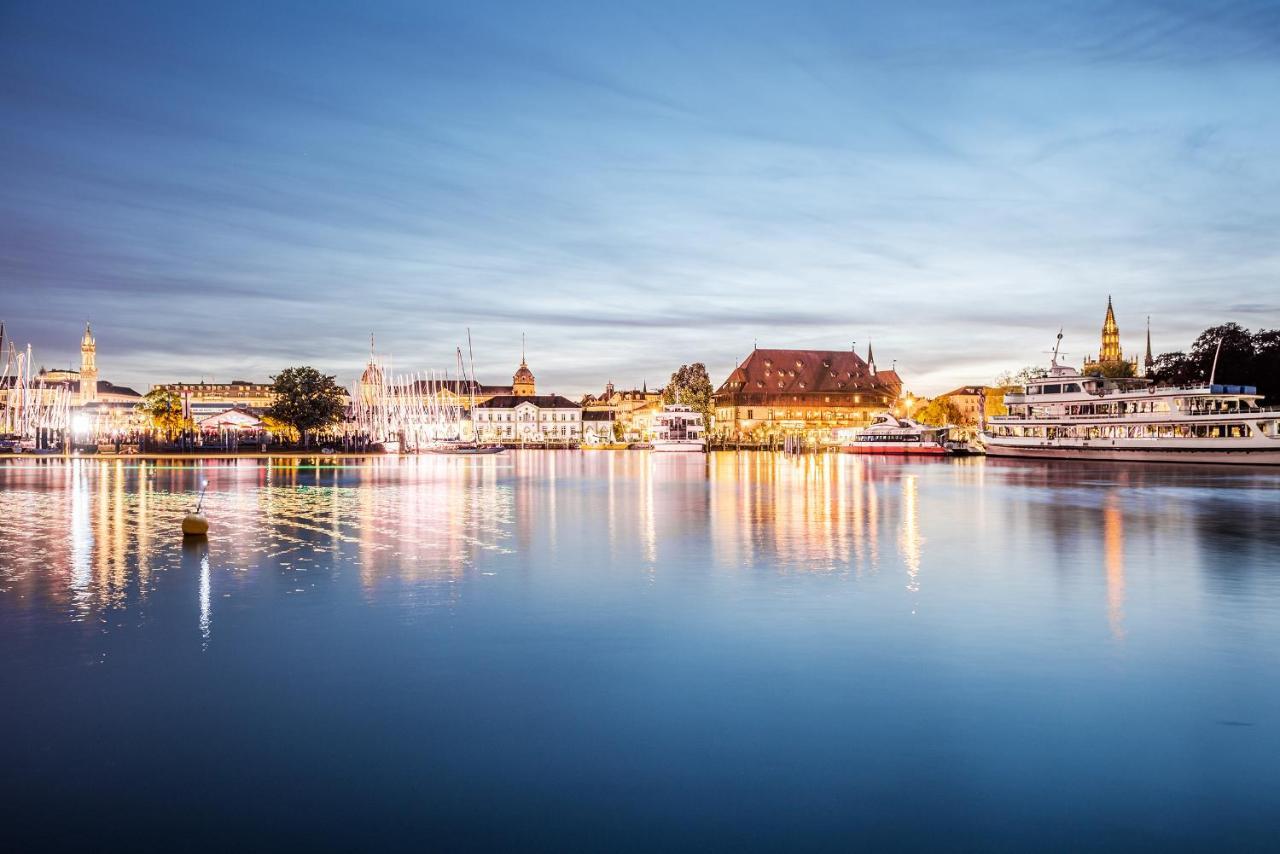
[197,408,262,431]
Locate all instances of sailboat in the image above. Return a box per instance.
[424,330,505,455]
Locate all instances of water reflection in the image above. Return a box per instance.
[1104,493,1126,643]
[0,454,1277,641]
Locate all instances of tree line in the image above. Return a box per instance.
[1149,323,1280,404]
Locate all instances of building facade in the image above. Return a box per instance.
[581,409,617,445]
[474,395,583,443]
[473,353,582,444]
[713,346,903,440]
[580,382,664,441]
[153,380,276,415]
[936,385,986,425]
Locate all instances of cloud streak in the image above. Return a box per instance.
[1,0,1277,395]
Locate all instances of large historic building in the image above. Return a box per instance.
[35,325,143,409]
[474,352,583,444]
[712,345,903,439]
[153,379,276,416]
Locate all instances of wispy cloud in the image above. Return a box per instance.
[1,0,1277,395]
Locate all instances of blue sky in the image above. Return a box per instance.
[2,0,1277,396]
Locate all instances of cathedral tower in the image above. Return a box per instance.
[1100,296,1122,363]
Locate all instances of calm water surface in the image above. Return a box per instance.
[1,452,1278,851]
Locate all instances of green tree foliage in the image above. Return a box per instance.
[265,367,347,446]
[1090,360,1136,378]
[662,363,714,425]
[137,388,190,439]
[1149,323,1280,404]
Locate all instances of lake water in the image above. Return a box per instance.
[1,452,1278,851]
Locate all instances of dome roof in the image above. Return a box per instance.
[360,360,384,385]
[513,360,535,383]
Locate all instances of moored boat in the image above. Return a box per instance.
[651,404,706,453]
[841,413,954,455]
[982,337,1280,465]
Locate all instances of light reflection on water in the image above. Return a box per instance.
[1,452,1278,850]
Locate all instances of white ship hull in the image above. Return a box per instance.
[651,439,706,453]
[983,436,1280,465]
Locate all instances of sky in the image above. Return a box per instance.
[1,0,1278,397]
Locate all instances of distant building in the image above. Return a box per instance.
[475,395,582,443]
[20,324,145,436]
[936,385,986,425]
[153,380,276,415]
[473,351,581,443]
[713,344,903,439]
[1082,297,1140,377]
[34,325,143,408]
[581,409,616,445]
[581,381,664,441]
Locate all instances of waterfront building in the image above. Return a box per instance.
[474,395,583,444]
[33,325,143,409]
[153,379,276,416]
[1082,297,1140,377]
[581,410,617,445]
[712,345,902,440]
[473,352,582,443]
[936,385,987,425]
[22,324,145,437]
[580,382,664,441]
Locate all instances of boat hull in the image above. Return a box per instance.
[651,440,706,453]
[982,438,1280,466]
[841,443,950,456]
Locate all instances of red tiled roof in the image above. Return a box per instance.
[715,349,901,397]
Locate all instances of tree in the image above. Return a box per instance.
[985,386,1016,420]
[265,367,346,447]
[260,414,299,443]
[993,365,1048,389]
[137,388,190,439]
[662,363,714,426]
[1252,329,1280,405]
[1191,323,1254,383]
[1149,351,1200,386]
[914,397,965,427]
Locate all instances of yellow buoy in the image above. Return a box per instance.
[183,478,211,536]
[182,513,209,536]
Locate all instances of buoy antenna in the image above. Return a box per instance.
[195,479,209,513]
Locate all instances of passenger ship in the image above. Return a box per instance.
[651,404,706,453]
[983,344,1280,465]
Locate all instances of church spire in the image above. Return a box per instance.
[1099,295,1122,363]
[1144,316,1154,372]
[867,340,876,374]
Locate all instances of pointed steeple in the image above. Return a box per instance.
[866,340,876,374]
[1144,316,1154,372]
[1099,295,1122,363]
